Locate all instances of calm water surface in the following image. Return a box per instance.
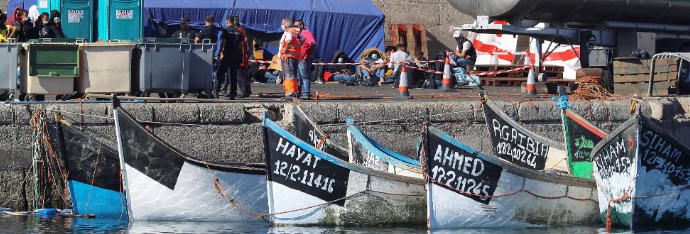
[1,214,686,233]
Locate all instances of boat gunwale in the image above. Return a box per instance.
[346,122,422,171]
[115,107,266,175]
[294,105,349,156]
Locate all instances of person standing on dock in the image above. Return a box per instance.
[171,17,198,40]
[217,16,247,100]
[195,16,220,43]
[278,18,302,99]
[295,20,316,99]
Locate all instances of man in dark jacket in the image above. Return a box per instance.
[170,17,197,40]
[195,16,220,43]
[215,17,247,99]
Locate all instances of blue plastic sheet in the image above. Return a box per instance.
[142,0,385,60]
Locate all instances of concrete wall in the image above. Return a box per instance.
[371,0,475,55]
[0,98,688,211]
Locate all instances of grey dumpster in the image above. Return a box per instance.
[137,38,215,95]
[0,40,20,100]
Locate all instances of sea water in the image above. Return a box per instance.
[3,214,687,233]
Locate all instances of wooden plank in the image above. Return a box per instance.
[406,24,416,57]
[614,72,678,83]
[614,82,670,96]
[613,59,678,75]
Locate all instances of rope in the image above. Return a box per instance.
[315,134,329,150]
[605,192,631,232]
[318,109,476,127]
[570,76,621,101]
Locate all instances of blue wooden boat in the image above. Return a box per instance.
[592,114,690,230]
[262,114,426,226]
[346,118,422,178]
[56,120,127,219]
[423,124,599,228]
[113,99,268,221]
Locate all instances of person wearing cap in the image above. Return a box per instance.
[171,17,198,40]
[195,16,220,43]
[216,16,247,99]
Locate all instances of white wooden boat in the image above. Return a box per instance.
[346,119,422,178]
[263,115,426,226]
[483,98,569,172]
[113,100,268,222]
[424,124,599,228]
[592,114,690,230]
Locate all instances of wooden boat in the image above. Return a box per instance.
[482,99,568,172]
[55,120,127,219]
[113,100,268,221]
[592,114,690,230]
[423,124,599,228]
[262,115,426,226]
[346,119,422,178]
[293,105,348,160]
[560,106,607,179]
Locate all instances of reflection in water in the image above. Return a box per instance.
[2,214,688,233]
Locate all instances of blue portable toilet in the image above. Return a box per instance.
[38,0,61,14]
[61,0,94,41]
[97,0,141,41]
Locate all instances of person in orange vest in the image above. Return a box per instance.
[278,18,302,99]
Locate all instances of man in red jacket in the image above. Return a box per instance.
[294,20,316,99]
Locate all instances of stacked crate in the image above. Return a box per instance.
[613,58,678,96]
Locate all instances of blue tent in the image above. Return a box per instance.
[143,0,385,61]
[4,0,31,24]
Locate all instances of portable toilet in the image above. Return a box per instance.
[38,0,61,14]
[61,0,94,41]
[97,0,141,41]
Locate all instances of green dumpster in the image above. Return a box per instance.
[38,0,61,14]
[21,40,80,95]
[98,0,142,41]
[61,0,95,41]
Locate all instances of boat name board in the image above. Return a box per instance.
[485,106,548,170]
[427,132,503,205]
[266,128,349,206]
[639,124,690,186]
[594,125,636,179]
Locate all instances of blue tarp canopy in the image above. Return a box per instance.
[4,0,30,24]
[143,0,385,60]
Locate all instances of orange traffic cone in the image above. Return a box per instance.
[441,57,454,92]
[524,66,537,96]
[397,66,412,99]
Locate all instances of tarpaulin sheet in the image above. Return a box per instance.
[143,0,385,60]
[4,0,31,25]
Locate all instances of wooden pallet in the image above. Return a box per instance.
[612,58,679,96]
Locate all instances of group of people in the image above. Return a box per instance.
[1,7,64,43]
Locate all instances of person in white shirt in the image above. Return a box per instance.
[383,44,409,85]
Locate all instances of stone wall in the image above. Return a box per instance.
[0,98,688,211]
[371,0,475,55]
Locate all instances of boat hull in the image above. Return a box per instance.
[57,122,127,218]
[593,116,690,230]
[114,106,268,222]
[425,126,599,229]
[264,117,426,226]
[347,124,422,178]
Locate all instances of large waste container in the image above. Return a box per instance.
[137,38,215,95]
[21,40,80,95]
[61,0,95,41]
[38,0,61,14]
[77,42,135,94]
[0,40,20,99]
[98,0,142,41]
